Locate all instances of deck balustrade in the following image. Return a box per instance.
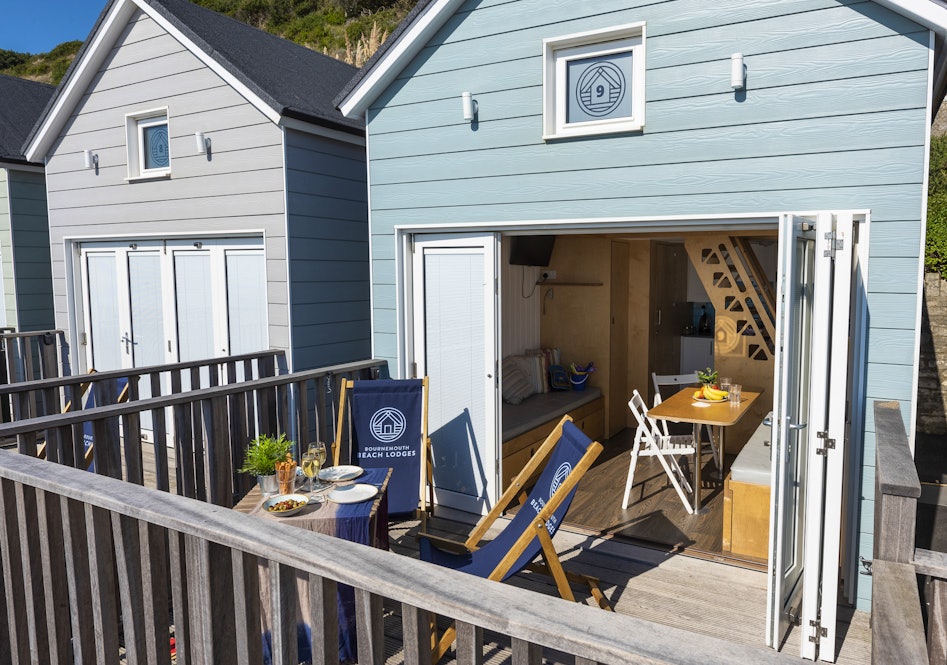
[0,443,809,665]
[0,358,385,507]
[0,348,286,424]
[872,400,947,665]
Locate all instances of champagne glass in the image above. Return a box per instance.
[301,448,318,495]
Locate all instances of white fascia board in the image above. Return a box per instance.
[280,117,365,147]
[0,162,45,174]
[339,0,466,119]
[875,0,947,36]
[25,0,140,162]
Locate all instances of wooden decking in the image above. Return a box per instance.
[387,513,871,665]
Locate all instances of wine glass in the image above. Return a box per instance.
[301,448,318,495]
[309,441,328,492]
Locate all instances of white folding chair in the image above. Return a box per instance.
[651,372,721,471]
[622,390,696,514]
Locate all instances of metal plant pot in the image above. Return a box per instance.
[257,474,279,495]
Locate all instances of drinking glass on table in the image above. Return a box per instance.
[301,448,318,494]
[719,376,732,394]
[730,383,742,405]
[307,441,329,494]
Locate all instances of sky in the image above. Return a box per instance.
[2,1,104,54]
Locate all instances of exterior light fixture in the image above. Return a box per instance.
[731,53,745,90]
[461,91,478,121]
[195,131,211,154]
[83,149,98,169]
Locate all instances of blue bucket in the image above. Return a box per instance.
[571,374,589,391]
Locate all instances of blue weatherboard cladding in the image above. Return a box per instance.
[361,0,933,611]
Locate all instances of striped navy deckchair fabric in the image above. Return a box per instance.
[419,420,592,580]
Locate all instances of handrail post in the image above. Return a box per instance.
[872,400,927,665]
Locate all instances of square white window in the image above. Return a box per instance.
[125,108,171,180]
[543,23,646,140]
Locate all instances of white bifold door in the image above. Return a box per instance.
[80,237,268,392]
[409,233,500,515]
[767,212,857,662]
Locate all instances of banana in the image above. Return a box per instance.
[692,389,702,400]
[703,385,729,400]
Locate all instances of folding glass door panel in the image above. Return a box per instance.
[410,234,500,515]
[225,249,267,357]
[85,252,124,372]
[767,214,816,651]
[767,213,856,661]
[79,237,267,387]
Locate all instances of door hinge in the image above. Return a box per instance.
[815,430,836,456]
[80,332,87,346]
[808,619,827,644]
[410,362,418,379]
[824,230,844,258]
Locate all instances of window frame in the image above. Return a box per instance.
[125,107,171,181]
[542,23,646,140]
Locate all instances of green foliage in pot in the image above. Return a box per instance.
[696,367,718,386]
[238,433,294,477]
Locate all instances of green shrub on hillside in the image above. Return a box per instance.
[928,135,947,277]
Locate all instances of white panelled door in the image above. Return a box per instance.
[410,234,500,515]
[80,237,267,375]
[767,213,855,661]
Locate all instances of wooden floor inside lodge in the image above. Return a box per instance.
[129,428,871,663]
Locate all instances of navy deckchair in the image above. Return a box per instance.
[418,415,610,662]
[332,377,433,517]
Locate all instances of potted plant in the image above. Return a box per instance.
[696,367,718,387]
[238,433,294,494]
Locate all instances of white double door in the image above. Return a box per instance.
[768,212,858,662]
[79,237,268,377]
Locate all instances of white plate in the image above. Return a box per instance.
[327,483,377,504]
[318,465,363,482]
[694,396,728,403]
[262,493,309,517]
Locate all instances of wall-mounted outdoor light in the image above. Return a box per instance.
[83,149,98,169]
[731,53,745,90]
[461,91,478,121]
[195,131,211,154]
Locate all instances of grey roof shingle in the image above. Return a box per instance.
[145,0,362,134]
[0,74,55,164]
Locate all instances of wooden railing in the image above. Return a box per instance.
[872,400,947,665]
[0,330,69,421]
[0,448,807,665]
[0,348,287,424]
[0,359,385,507]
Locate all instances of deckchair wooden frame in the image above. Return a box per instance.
[332,376,434,516]
[37,369,129,468]
[420,415,611,662]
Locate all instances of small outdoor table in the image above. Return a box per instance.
[234,467,391,663]
[647,388,760,513]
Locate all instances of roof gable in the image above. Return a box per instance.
[26,0,362,162]
[0,75,55,164]
[337,0,947,120]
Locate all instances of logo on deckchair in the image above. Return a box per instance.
[370,407,407,443]
[551,462,572,496]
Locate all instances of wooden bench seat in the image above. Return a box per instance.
[722,413,772,560]
[501,388,604,490]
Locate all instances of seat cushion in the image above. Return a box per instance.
[730,414,773,486]
[502,357,535,405]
